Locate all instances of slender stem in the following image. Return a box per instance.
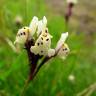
[65,20,68,32]
[20,78,30,96]
[31,57,49,80]
[32,46,64,80]
[77,83,96,96]
[20,39,42,95]
[20,38,61,96]
[31,51,58,80]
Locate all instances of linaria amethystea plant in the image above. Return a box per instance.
[14,16,70,94]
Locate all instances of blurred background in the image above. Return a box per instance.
[0,0,96,96]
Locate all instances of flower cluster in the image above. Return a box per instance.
[14,16,70,81]
[14,16,69,57]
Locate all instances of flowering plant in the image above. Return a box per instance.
[14,16,70,84]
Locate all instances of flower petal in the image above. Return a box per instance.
[37,16,47,36]
[57,43,70,59]
[29,16,38,36]
[42,16,47,26]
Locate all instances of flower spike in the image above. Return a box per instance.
[14,16,70,94]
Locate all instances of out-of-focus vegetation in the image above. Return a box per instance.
[0,0,96,96]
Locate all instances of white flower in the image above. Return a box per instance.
[55,32,69,59]
[37,16,47,36]
[14,27,29,45]
[29,16,38,37]
[14,16,38,45]
[57,43,70,59]
[55,32,68,52]
[30,28,52,56]
[30,45,49,56]
[67,0,77,4]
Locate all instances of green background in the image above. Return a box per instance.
[0,0,96,96]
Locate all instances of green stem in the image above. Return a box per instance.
[65,20,69,32]
[20,78,30,96]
